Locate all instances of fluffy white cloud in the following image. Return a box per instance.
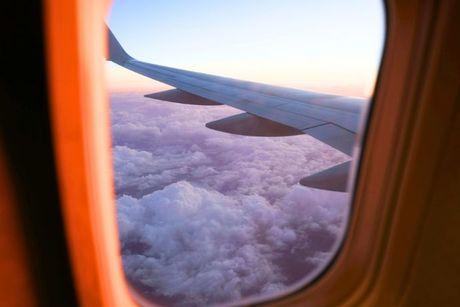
[118,182,348,306]
[118,182,284,304]
[110,92,350,306]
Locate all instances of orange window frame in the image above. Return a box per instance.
[44,0,460,306]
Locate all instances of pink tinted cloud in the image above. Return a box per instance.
[111,92,350,305]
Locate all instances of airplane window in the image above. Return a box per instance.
[106,0,385,305]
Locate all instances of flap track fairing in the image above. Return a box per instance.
[299,161,351,192]
[206,112,303,137]
[145,89,221,105]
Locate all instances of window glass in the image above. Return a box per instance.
[106,1,384,305]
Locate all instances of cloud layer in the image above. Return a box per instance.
[111,92,350,306]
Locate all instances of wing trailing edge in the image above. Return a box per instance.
[302,124,356,156]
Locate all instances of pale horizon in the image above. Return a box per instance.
[106,0,384,98]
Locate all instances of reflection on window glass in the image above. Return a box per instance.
[107,0,384,305]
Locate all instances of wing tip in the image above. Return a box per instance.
[106,25,133,65]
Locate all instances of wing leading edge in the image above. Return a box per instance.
[107,27,367,192]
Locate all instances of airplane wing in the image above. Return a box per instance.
[107,27,367,192]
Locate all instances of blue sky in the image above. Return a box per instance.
[107,0,385,97]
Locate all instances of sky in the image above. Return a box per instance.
[107,1,385,305]
[106,0,385,97]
